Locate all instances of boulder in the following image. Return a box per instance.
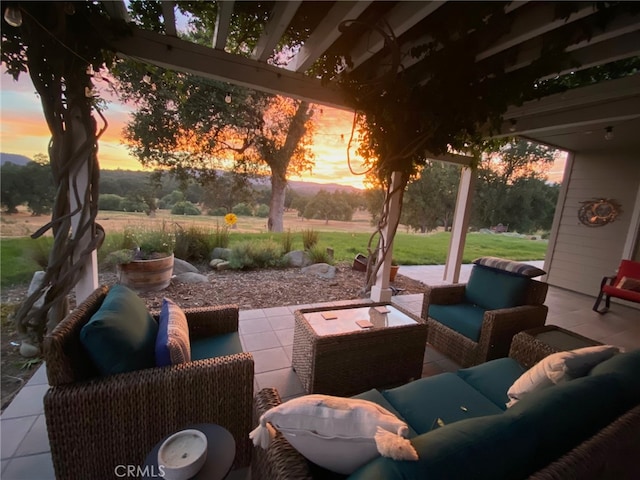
[209,258,225,268]
[20,341,39,358]
[301,263,336,279]
[211,247,232,260]
[173,258,200,275]
[216,261,231,270]
[284,250,311,267]
[174,272,209,284]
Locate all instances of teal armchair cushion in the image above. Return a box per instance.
[352,389,418,438]
[464,265,531,310]
[380,373,503,435]
[428,303,485,341]
[589,349,640,400]
[457,358,526,409]
[190,332,243,361]
[80,284,157,375]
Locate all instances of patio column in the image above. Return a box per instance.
[444,166,476,283]
[371,171,404,302]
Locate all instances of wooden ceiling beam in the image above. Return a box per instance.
[213,0,234,50]
[252,1,301,62]
[160,1,177,37]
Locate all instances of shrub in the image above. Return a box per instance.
[171,201,201,215]
[121,197,147,213]
[280,229,294,253]
[98,194,123,211]
[232,202,253,216]
[211,222,230,249]
[307,245,333,265]
[228,240,284,269]
[159,190,184,209]
[207,207,227,216]
[302,228,319,250]
[255,204,269,218]
[174,225,216,262]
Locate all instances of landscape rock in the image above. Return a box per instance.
[284,250,311,267]
[20,341,39,358]
[209,258,225,268]
[211,247,232,260]
[173,258,200,275]
[216,261,231,270]
[174,272,209,284]
[301,263,336,279]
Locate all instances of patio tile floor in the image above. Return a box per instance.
[2,263,639,479]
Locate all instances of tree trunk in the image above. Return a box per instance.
[268,172,287,232]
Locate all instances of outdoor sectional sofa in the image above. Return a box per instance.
[252,331,640,479]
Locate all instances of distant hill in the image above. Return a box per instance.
[286,179,362,195]
[0,153,32,166]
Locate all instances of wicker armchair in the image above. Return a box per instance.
[43,285,254,480]
[421,269,548,367]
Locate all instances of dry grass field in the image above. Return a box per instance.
[0,207,378,238]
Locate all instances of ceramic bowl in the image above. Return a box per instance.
[157,429,207,480]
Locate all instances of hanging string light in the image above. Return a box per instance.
[224,93,232,104]
[142,72,152,84]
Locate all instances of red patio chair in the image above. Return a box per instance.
[593,259,640,313]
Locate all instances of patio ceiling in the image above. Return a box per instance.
[103,1,640,153]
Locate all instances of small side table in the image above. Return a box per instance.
[510,325,603,369]
[143,423,235,480]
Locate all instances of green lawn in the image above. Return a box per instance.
[0,231,547,288]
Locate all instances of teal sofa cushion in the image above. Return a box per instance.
[380,373,503,435]
[352,389,418,438]
[349,414,534,480]
[589,349,640,400]
[80,284,157,375]
[457,357,526,409]
[428,303,485,341]
[190,332,243,361]
[465,264,531,310]
[505,373,628,476]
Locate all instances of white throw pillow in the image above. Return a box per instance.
[506,345,620,407]
[250,394,417,474]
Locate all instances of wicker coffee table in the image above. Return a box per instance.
[292,303,427,396]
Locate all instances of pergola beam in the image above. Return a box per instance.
[252,1,301,62]
[161,1,177,37]
[213,0,234,50]
[348,1,445,69]
[110,27,348,109]
[286,1,372,73]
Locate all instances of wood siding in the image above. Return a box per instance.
[546,148,640,297]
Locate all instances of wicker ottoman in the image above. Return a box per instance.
[292,303,427,396]
[509,324,603,369]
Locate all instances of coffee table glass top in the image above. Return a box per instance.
[303,305,417,336]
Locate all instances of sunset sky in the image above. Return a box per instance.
[0,69,369,189]
[0,69,565,187]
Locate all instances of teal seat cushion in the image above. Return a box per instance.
[348,414,534,480]
[190,332,243,361]
[505,373,629,475]
[380,373,503,435]
[80,284,157,375]
[464,264,531,310]
[428,303,485,341]
[352,389,418,438]
[457,358,526,409]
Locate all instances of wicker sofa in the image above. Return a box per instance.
[252,331,640,479]
[43,285,254,480]
[421,258,549,367]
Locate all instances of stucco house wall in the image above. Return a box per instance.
[544,147,640,300]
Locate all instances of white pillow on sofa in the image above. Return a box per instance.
[250,394,417,474]
[506,345,620,407]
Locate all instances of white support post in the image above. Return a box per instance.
[371,171,404,302]
[444,166,476,283]
[70,162,99,304]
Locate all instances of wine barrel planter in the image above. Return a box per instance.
[116,254,174,292]
[389,265,399,282]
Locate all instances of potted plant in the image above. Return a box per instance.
[107,225,176,292]
[389,259,400,282]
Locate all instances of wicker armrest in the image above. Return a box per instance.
[152,304,239,339]
[421,284,467,319]
[252,388,314,480]
[45,352,254,479]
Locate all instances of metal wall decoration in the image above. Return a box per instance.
[578,198,622,227]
